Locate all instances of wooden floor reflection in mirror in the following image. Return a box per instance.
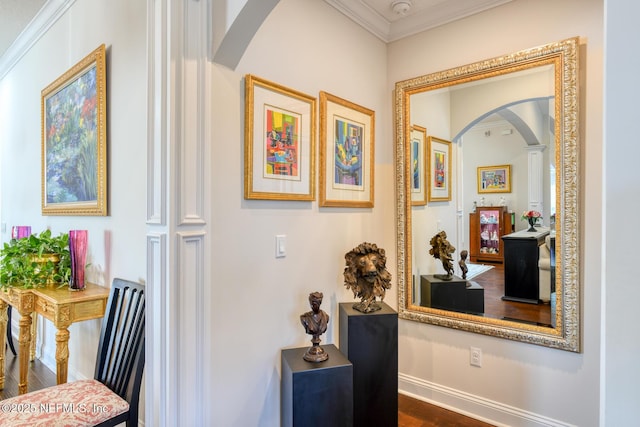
[469,264,551,327]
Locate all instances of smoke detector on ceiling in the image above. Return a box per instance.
[391,1,413,16]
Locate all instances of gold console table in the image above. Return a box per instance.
[0,282,109,394]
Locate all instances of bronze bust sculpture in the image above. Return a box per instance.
[429,231,456,281]
[300,291,330,362]
[343,242,392,313]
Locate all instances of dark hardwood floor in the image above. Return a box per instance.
[0,347,56,399]
[399,393,495,427]
[469,262,550,326]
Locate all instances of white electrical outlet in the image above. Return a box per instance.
[470,347,482,367]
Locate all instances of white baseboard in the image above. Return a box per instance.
[399,373,575,427]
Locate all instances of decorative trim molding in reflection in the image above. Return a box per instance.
[395,37,580,352]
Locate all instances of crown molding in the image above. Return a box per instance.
[0,0,76,80]
[324,0,513,43]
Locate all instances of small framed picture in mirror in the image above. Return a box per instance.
[427,136,452,202]
[477,165,512,193]
[410,125,427,206]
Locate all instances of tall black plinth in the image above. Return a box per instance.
[339,302,398,427]
[281,344,353,427]
[502,229,549,304]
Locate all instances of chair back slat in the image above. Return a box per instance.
[94,278,146,421]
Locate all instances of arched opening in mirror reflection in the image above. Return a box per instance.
[411,97,557,329]
[395,37,580,351]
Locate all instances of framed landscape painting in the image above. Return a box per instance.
[41,44,108,216]
[244,74,316,201]
[427,136,451,202]
[319,91,374,208]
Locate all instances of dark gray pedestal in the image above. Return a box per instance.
[339,302,398,427]
[502,229,549,304]
[420,275,485,314]
[281,344,353,427]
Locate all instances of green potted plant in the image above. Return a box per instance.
[0,230,72,289]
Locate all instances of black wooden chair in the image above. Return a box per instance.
[5,305,17,356]
[0,278,145,426]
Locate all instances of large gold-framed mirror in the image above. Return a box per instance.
[394,37,580,352]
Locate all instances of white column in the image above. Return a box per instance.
[147,0,211,425]
[526,145,546,216]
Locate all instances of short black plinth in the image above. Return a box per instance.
[420,274,485,314]
[339,302,398,427]
[281,344,353,427]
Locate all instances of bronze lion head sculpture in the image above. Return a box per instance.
[344,242,392,313]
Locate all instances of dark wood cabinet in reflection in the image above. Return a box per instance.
[469,206,512,264]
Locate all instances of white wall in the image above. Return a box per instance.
[388,0,603,425]
[603,0,640,424]
[210,1,394,425]
[462,128,528,228]
[0,0,147,405]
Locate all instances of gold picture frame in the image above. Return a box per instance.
[477,164,512,193]
[427,136,452,202]
[410,125,427,206]
[244,74,316,201]
[41,44,108,216]
[319,91,374,208]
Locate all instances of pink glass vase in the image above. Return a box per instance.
[69,230,88,291]
[11,226,32,239]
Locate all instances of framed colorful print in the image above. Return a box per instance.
[410,125,427,206]
[244,74,316,201]
[477,164,512,193]
[319,91,374,208]
[427,136,452,202]
[41,44,107,216]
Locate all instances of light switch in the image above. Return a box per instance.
[276,235,286,258]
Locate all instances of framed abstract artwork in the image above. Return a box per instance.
[41,44,107,215]
[244,74,316,201]
[319,91,374,208]
[477,164,512,193]
[410,125,427,206]
[427,136,452,202]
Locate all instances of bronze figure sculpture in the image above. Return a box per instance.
[459,249,469,283]
[300,291,330,362]
[344,242,392,313]
[429,231,456,281]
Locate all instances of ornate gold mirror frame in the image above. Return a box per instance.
[394,38,580,351]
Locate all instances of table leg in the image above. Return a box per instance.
[30,312,37,361]
[18,311,32,394]
[0,300,7,390]
[55,328,70,384]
